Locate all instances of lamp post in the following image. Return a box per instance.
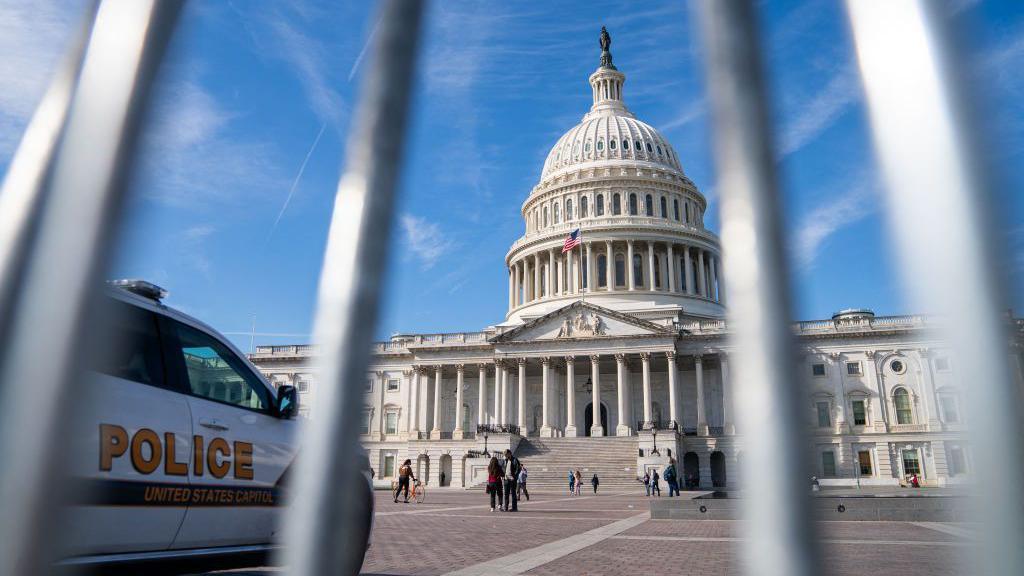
[652,428,660,456]
[483,430,490,457]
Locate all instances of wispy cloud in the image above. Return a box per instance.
[779,64,860,157]
[179,224,215,275]
[0,0,85,160]
[793,172,879,270]
[400,214,455,270]
[659,99,706,132]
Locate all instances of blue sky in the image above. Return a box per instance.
[2,0,1022,350]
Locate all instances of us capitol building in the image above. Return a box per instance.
[250,30,1023,491]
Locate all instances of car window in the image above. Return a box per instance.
[169,319,270,411]
[91,299,165,388]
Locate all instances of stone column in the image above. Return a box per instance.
[497,364,505,426]
[565,356,577,437]
[695,355,708,436]
[640,353,652,425]
[615,353,631,436]
[697,250,707,297]
[540,357,553,437]
[401,369,413,440]
[627,240,635,290]
[667,244,675,293]
[684,246,693,295]
[534,254,541,300]
[548,248,555,298]
[431,366,442,439]
[666,352,678,428]
[605,240,614,291]
[518,359,527,430]
[502,363,511,425]
[918,349,942,429]
[831,352,846,432]
[647,243,656,291]
[591,355,603,437]
[453,364,465,439]
[585,242,594,292]
[709,255,718,301]
[721,353,734,435]
[477,364,487,428]
[409,367,420,437]
[865,351,888,431]
[492,361,501,426]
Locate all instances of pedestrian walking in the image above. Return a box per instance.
[393,459,416,503]
[664,459,680,497]
[440,471,446,487]
[650,469,661,497]
[487,456,504,512]
[518,465,530,501]
[503,449,521,512]
[591,473,599,494]
[642,471,651,496]
[574,469,582,496]
[568,469,576,496]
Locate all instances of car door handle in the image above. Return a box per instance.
[199,418,229,431]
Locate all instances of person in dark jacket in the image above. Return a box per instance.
[591,473,599,494]
[502,449,521,512]
[664,459,680,497]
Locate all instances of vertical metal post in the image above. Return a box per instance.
[697,2,818,575]
[0,1,182,574]
[847,2,1023,574]
[280,1,423,574]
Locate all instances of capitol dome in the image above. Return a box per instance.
[505,28,724,326]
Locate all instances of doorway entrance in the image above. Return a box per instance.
[584,402,608,436]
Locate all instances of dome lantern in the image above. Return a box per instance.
[589,27,629,117]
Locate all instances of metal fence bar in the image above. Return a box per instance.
[846,2,1023,575]
[280,1,423,574]
[697,2,818,576]
[0,1,183,574]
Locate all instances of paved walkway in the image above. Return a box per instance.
[203,489,978,575]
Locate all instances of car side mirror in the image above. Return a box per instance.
[276,385,298,419]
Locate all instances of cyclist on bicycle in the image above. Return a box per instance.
[394,459,417,503]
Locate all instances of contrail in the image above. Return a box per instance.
[266,121,327,243]
[348,17,381,82]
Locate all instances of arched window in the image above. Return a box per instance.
[646,142,653,153]
[580,196,589,218]
[633,254,643,287]
[622,139,629,150]
[645,194,654,216]
[654,253,662,287]
[585,141,591,153]
[614,254,626,287]
[596,194,605,216]
[566,198,574,220]
[673,199,680,221]
[612,193,621,215]
[635,139,642,152]
[894,388,913,424]
[657,145,663,155]
[629,193,638,215]
[543,207,549,227]
[660,196,668,218]
[684,202,690,223]
[597,139,604,151]
[597,254,608,287]
[554,202,560,224]
[610,139,617,150]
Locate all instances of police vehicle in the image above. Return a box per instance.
[60,280,373,572]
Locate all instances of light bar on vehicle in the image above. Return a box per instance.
[108,279,168,302]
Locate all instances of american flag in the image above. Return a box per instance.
[562,228,582,253]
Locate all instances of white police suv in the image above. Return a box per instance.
[59,280,373,572]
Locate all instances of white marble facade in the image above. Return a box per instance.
[248,37,1024,490]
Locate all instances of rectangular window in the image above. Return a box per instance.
[811,363,826,377]
[816,402,831,428]
[91,299,166,389]
[940,396,960,423]
[822,451,836,477]
[935,357,950,371]
[902,449,921,476]
[360,409,371,435]
[852,400,867,426]
[298,379,310,393]
[383,452,396,478]
[172,320,270,411]
[949,447,966,476]
[846,362,862,376]
[386,378,399,392]
[615,258,626,287]
[365,378,373,392]
[858,450,873,476]
[385,411,398,434]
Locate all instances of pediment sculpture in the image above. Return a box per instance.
[556,310,605,338]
